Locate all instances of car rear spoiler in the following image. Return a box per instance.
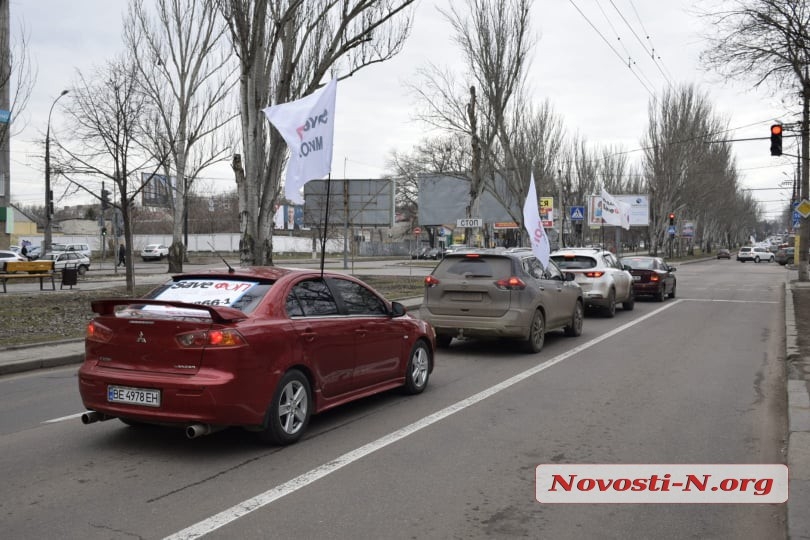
[90,299,248,323]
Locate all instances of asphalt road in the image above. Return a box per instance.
[0,257,789,539]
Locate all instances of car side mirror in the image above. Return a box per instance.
[390,301,407,318]
[669,266,677,272]
[564,272,576,282]
[623,264,632,271]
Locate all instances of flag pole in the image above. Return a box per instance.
[320,174,332,277]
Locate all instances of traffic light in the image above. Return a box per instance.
[669,213,675,226]
[770,124,783,156]
[101,226,107,237]
[101,189,110,210]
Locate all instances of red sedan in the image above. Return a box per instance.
[78,267,435,445]
[620,256,677,302]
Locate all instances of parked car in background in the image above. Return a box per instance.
[620,256,677,302]
[0,249,27,264]
[550,247,635,317]
[141,244,170,261]
[78,267,434,445]
[443,243,470,255]
[425,247,444,260]
[716,248,731,259]
[37,252,91,275]
[60,243,92,258]
[736,246,775,263]
[775,247,794,265]
[411,247,430,260]
[420,249,584,353]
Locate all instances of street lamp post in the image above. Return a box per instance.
[43,89,69,255]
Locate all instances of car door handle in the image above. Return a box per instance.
[301,330,316,342]
[355,329,368,337]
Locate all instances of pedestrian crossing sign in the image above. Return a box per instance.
[569,206,585,221]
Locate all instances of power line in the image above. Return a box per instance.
[567,0,656,97]
[610,0,674,87]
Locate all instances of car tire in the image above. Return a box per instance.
[402,340,431,395]
[603,289,616,318]
[622,290,635,311]
[435,334,453,348]
[669,283,676,299]
[657,286,666,302]
[564,300,584,337]
[754,256,760,263]
[78,265,88,276]
[260,369,311,445]
[522,309,545,353]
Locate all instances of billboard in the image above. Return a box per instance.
[587,194,649,227]
[303,178,394,227]
[141,173,175,208]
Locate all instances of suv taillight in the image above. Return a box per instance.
[584,271,604,278]
[425,275,440,287]
[495,277,526,290]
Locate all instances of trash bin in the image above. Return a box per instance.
[61,265,78,289]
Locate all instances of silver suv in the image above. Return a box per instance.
[420,249,584,353]
[736,246,774,263]
[550,248,634,317]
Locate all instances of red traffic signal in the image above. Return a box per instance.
[668,213,675,225]
[770,124,783,156]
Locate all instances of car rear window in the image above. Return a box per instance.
[140,278,272,315]
[434,255,512,279]
[622,258,654,270]
[551,255,597,269]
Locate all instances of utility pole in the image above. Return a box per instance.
[800,74,810,281]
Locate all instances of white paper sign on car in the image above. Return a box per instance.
[139,279,259,317]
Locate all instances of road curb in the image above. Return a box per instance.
[785,280,810,540]
[0,352,85,376]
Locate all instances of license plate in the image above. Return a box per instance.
[107,385,161,407]
[633,276,641,281]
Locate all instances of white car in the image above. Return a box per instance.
[37,252,91,275]
[141,244,169,261]
[550,247,635,317]
[736,246,774,263]
[0,250,27,264]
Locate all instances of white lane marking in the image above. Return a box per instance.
[677,298,778,304]
[42,412,84,424]
[165,301,682,540]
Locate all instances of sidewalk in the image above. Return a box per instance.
[783,273,810,539]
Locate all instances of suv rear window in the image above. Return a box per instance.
[434,256,512,279]
[551,255,597,270]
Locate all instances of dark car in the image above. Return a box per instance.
[78,267,435,445]
[620,256,677,302]
[716,248,731,259]
[775,247,794,265]
[425,247,444,260]
[420,249,584,353]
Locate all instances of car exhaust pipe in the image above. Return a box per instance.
[81,411,112,424]
[185,424,224,439]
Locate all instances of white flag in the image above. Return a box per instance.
[523,173,551,267]
[263,79,337,204]
[600,188,631,230]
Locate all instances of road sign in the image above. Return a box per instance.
[667,225,676,236]
[569,206,585,221]
[413,227,421,235]
[797,199,810,218]
[457,218,482,228]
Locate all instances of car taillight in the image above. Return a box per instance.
[495,277,526,290]
[176,328,246,348]
[583,271,604,278]
[86,321,113,343]
[425,275,440,287]
[650,274,660,282]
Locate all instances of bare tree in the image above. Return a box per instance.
[0,2,35,215]
[700,0,810,278]
[218,0,415,266]
[412,0,533,244]
[53,56,170,294]
[126,0,237,272]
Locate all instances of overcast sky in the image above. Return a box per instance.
[9,0,796,222]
